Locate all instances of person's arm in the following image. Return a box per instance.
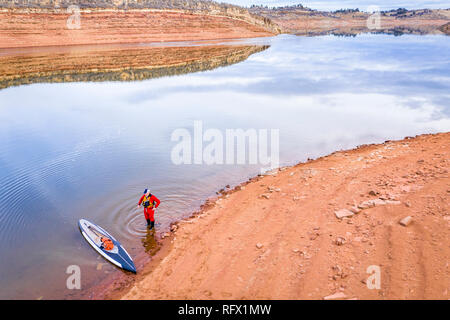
[152,195,161,208]
[137,195,145,207]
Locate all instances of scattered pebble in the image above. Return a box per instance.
[335,209,354,219]
[385,200,401,205]
[399,216,413,227]
[335,237,346,246]
[310,232,320,240]
[358,200,376,209]
[349,206,361,214]
[323,292,347,300]
[358,198,401,209]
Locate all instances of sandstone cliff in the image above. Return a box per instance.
[0,0,281,34]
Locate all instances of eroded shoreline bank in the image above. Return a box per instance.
[0,9,276,49]
[88,132,450,300]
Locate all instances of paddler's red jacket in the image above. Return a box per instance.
[138,194,160,210]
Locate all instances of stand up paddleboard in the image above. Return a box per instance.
[78,219,136,273]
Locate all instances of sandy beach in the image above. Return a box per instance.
[111,133,450,300]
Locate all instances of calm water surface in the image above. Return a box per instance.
[0,34,449,299]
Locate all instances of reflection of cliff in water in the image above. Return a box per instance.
[296,25,449,37]
[0,44,269,90]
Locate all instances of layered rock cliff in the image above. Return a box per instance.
[0,0,281,34]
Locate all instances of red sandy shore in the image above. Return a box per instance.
[88,133,450,300]
[0,10,275,48]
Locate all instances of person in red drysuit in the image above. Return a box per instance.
[137,188,161,230]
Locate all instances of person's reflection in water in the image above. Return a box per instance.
[141,227,160,255]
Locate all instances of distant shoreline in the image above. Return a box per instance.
[249,6,450,36]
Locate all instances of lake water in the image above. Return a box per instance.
[0,34,449,299]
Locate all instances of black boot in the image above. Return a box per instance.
[146,219,151,227]
[150,221,155,230]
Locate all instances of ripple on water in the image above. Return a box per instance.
[0,175,47,246]
[87,182,214,242]
[98,195,149,241]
